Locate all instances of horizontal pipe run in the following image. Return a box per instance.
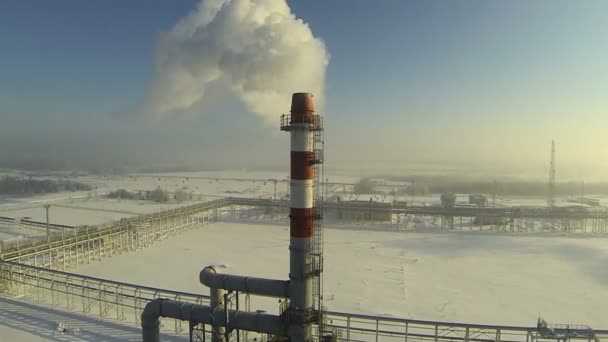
[200,266,289,298]
[141,298,286,342]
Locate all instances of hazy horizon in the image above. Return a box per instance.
[1,0,606,181]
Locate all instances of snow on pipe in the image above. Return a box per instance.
[141,298,286,342]
[200,266,289,298]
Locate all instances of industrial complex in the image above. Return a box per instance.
[1,94,607,342]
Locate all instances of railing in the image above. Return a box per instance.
[280,114,323,131]
[0,260,209,335]
[313,149,324,164]
[0,216,74,231]
[323,311,608,342]
[3,260,607,342]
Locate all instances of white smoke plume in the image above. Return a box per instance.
[144,0,329,122]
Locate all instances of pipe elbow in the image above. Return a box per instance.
[141,298,163,324]
[200,265,222,288]
[141,298,164,342]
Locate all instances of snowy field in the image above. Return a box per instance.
[0,199,192,244]
[73,222,608,328]
[2,170,608,340]
[0,199,189,226]
[0,170,296,233]
[0,296,186,342]
[1,169,605,229]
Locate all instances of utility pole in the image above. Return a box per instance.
[44,204,50,243]
[411,179,416,204]
[492,179,497,207]
[548,140,556,207]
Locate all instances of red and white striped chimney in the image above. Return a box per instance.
[285,93,315,342]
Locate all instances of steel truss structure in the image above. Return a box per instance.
[223,198,608,234]
[1,197,608,341]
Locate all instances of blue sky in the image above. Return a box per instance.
[0,0,606,177]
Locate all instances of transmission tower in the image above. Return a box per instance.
[547,140,556,207]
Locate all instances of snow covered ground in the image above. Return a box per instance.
[74,222,608,328]
[0,199,190,226]
[1,169,605,229]
[0,170,296,233]
[0,296,186,342]
[2,170,608,339]
[77,170,295,200]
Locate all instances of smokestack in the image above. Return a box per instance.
[281,93,322,342]
[143,93,323,342]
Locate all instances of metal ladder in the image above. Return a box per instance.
[311,127,324,328]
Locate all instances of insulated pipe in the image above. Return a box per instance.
[207,267,226,342]
[200,266,289,298]
[141,298,286,342]
[288,92,316,342]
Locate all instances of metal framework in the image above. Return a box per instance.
[4,197,606,262]
[221,198,608,234]
[0,198,229,261]
[1,260,606,342]
[323,311,607,342]
[0,259,209,335]
[2,196,608,341]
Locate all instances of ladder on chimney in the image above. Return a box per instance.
[311,124,324,330]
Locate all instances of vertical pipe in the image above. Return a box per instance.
[236,292,240,342]
[209,267,226,342]
[346,316,351,342]
[287,93,315,342]
[44,204,50,243]
[224,293,230,342]
[375,319,379,342]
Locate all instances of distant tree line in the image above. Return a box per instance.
[389,183,431,196]
[107,188,192,203]
[353,178,377,194]
[385,175,608,196]
[355,178,432,196]
[0,176,92,195]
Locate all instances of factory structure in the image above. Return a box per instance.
[139,93,326,342]
[1,93,607,342]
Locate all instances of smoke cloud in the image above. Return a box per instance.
[144,0,329,122]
